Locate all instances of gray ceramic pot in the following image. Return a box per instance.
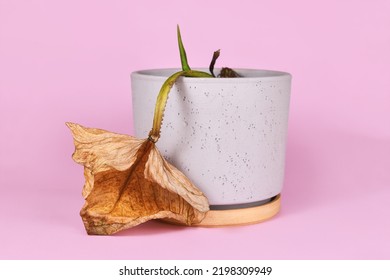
[131,68,291,209]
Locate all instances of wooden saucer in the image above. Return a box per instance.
[165,194,281,227]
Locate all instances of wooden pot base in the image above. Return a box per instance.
[165,194,281,227]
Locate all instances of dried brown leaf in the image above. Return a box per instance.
[67,122,209,235]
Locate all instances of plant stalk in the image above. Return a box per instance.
[148,70,213,142]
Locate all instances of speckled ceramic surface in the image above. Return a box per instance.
[131,69,291,206]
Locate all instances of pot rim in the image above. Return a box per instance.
[131,68,291,83]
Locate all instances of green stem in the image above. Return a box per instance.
[148,70,213,142]
[177,25,191,71]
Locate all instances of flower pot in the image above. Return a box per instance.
[131,68,291,226]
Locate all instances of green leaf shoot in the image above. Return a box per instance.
[177,25,191,71]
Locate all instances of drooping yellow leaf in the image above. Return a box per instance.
[67,122,209,235]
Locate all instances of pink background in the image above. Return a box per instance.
[1,0,389,259]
